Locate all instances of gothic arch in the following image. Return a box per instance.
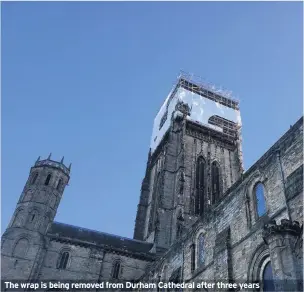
[44,173,52,186]
[189,224,202,242]
[246,172,269,225]
[195,156,207,216]
[189,225,206,271]
[196,232,205,268]
[57,247,72,270]
[112,259,123,279]
[211,160,222,204]
[253,182,267,218]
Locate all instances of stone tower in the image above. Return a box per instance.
[1,155,70,280]
[134,73,243,249]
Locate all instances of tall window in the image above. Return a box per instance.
[211,161,221,204]
[58,251,69,269]
[255,183,267,217]
[262,261,275,291]
[45,174,52,186]
[56,179,62,190]
[195,157,206,215]
[190,244,196,272]
[31,173,38,185]
[112,261,121,279]
[198,234,205,266]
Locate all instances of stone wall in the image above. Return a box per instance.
[38,240,151,281]
[140,117,303,291]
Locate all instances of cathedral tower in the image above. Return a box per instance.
[1,155,70,280]
[134,73,243,249]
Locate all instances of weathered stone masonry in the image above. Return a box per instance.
[139,117,303,292]
[1,74,303,292]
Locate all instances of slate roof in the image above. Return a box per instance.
[48,222,154,255]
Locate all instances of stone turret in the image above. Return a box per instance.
[1,154,71,280]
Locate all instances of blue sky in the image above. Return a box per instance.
[2,2,303,238]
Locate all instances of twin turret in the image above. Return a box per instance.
[1,154,71,280]
[7,154,71,236]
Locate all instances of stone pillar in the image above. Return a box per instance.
[263,219,303,292]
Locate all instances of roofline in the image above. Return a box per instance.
[50,221,153,246]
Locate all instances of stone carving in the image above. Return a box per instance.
[175,101,191,116]
[263,219,301,244]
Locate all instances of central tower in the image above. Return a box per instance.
[134,73,243,249]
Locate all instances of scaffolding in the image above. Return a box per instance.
[175,71,244,171]
[176,71,239,110]
[155,71,244,171]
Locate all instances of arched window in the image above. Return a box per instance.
[13,238,29,258]
[254,183,267,217]
[45,174,52,186]
[262,261,275,291]
[190,244,196,272]
[195,157,206,216]
[211,161,221,204]
[112,261,121,279]
[31,173,38,185]
[58,251,69,269]
[198,234,205,266]
[56,179,62,191]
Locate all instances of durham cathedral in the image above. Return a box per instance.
[1,73,303,291]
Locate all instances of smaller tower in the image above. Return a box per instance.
[1,155,70,280]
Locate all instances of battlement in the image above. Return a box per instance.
[34,154,71,176]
